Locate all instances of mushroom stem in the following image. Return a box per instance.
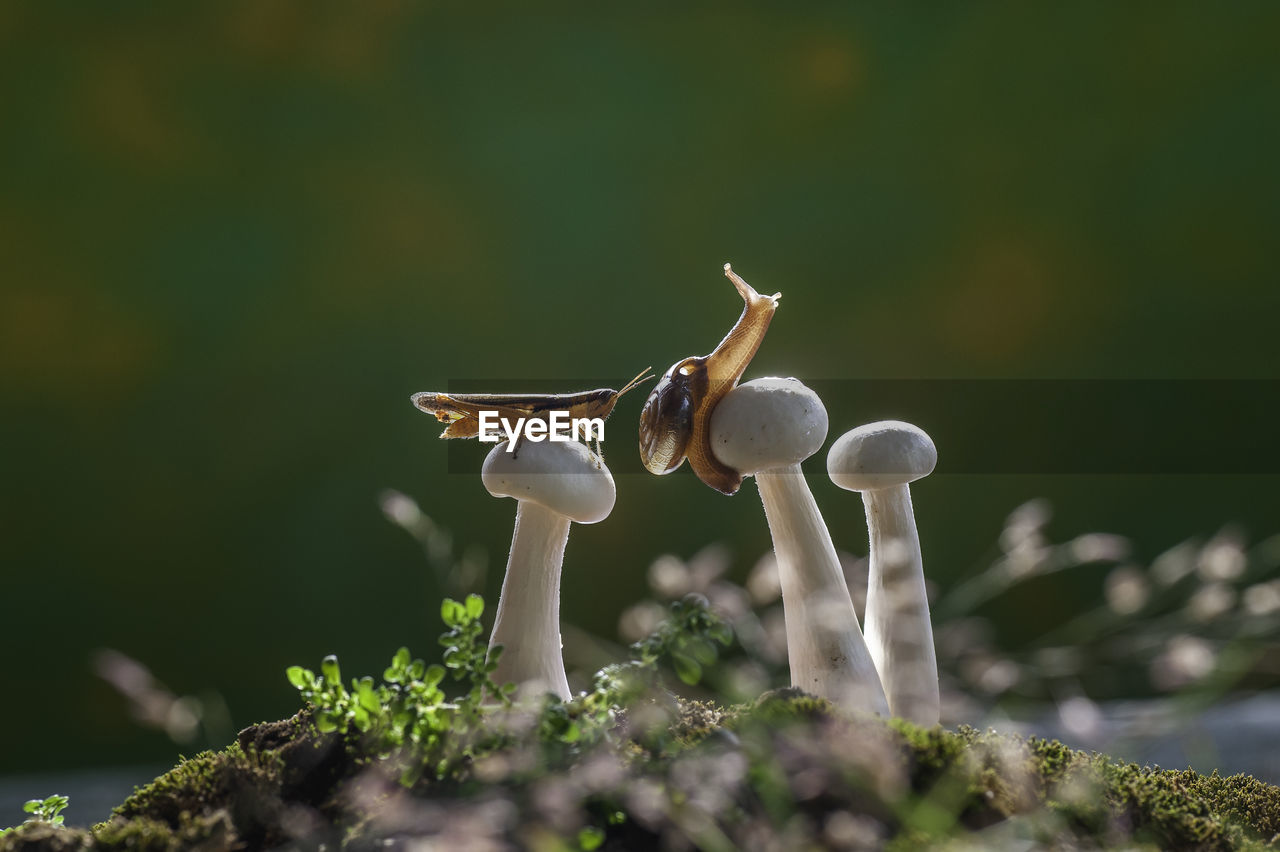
[862,484,939,726]
[487,501,572,701]
[755,466,889,714]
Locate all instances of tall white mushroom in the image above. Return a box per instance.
[827,421,939,725]
[481,438,616,700]
[710,377,888,714]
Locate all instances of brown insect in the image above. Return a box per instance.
[638,263,780,495]
[411,367,654,456]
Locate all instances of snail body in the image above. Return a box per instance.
[639,264,780,495]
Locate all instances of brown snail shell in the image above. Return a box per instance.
[639,357,703,474]
[637,265,780,495]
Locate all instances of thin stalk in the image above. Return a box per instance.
[756,466,888,714]
[488,501,572,700]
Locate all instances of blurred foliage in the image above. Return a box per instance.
[7,596,1280,849]
[619,502,1280,742]
[1,2,1278,774]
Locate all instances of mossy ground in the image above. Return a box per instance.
[4,694,1278,851]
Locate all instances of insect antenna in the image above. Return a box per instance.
[616,366,655,399]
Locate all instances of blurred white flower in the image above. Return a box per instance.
[1197,532,1247,582]
[760,608,790,663]
[1001,499,1051,547]
[977,659,1021,695]
[706,580,752,621]
[960,654,1020,695]
[1150,635,1216,690]
[648,554,691,599]
[618,601,666,643]
[824,810,883,850]
[747,552,781,605]
[1058,695,1104,744]
[1104,565,1149,615]
[379,488,423,529]
[647,545,729,601]
[1186,582,1236,622]
[1243,580,1280,617]
[93,648,205,745]
[687,543,731,589]
[1070,533,1129,564]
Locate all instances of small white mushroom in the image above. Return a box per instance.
[481,438,616,700]
[827,421,939,725]
[710,377,889,714]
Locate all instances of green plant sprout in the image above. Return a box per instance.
[285,592,734,789]
[0,796,69,837]
[285,593,516,783]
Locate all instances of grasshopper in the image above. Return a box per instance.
[411,367,653,458]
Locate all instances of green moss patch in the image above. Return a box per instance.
[3,697,1277,850]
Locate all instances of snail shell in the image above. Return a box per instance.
[639,357,703,474]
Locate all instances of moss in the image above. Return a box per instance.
[88,810,237,852]
[0,714,348,852]
[112,748,243,824]
[886,717,969,787]
[0,823,90,852]
[707,691,1280,849]
[670,699,734,747]
[1185,771,1280,842]
[744,687,837,725]
[4,696,1279,850]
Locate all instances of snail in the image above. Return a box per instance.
[638,264,781,495]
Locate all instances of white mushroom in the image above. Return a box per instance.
[481,438,616,700]
[827,421,939,725]
[710,377,889,714]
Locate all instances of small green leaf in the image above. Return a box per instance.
[465,593,484,619]
[441,598,466,627]
[578,826,605,851]
[688,638,718,665]
[286,666,310,689]
[710,622,733,646]
[321,655,341,685]
[352,705,371,732]
[23,800,40,814]
[315,711,339,733]
[425,664,445,686]
[671,651,701,685]
[357,678,380,712]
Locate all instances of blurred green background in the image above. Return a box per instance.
[2,2,1278,774]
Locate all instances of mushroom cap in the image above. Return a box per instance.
[709,377,829,475]
[481,438,616,524]
[827,420,936,492]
